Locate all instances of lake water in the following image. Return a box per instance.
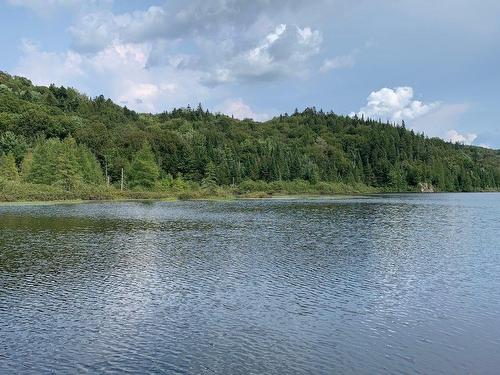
[1,194,499,374]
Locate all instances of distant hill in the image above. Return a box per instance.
[0,71,499,193]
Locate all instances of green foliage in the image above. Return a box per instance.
[26,137,103,190]
[55,137,82,190]
[0,70,499,198]
[0,152,19,181]
[78,144,104,185]
[201,161,217,191]
[128,142,160,189]
[158,174,174,190]
[0,131,28,163]
[19,151,33,181]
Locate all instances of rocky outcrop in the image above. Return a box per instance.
[418,182,435,193]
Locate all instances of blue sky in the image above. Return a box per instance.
[1,0,499,148]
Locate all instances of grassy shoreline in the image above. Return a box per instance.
[0,179,498,205]
[0,179,381,204]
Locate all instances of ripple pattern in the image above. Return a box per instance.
[1,193,500,374]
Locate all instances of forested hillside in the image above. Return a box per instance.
[0,71,499,199]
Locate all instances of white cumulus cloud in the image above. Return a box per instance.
[14,40,208,113]
[352,89,480,145]
[350,86,440,123]
[445,130,477,145]
[218,98,270,122]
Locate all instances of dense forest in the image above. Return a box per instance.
[0,71,499,200]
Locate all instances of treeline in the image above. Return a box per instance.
[0,71,499,195]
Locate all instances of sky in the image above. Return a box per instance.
[0,0,499,148]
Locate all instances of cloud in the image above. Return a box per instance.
[69,11,117,53]
[411,103,479,145]
[320,51,357,73]
[411,103,469,136]
[201,24,322,86]
[16,39,85,85]
[218,98,270,121]
[67,1,311,52]
[478,143,492,149]
[8,0,499,148]
[14,39,208,113]
[351,88,480,145]
[445,130,477,145]
[350,86,440,123]
[59,1,324,87]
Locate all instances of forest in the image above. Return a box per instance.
[0,71,499,201]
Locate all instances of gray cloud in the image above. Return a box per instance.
[200,24,322,86]
[69,11,116,53]
[66,1,325,85]
[70,0,311,51]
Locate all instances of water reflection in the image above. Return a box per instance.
[1,194,499,374]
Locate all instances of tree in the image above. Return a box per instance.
[27,139,57,185]
[20,151,33,181]
[78,145,104,185]
[128,142,160,189]
[0,71,499,194]
[55,137,82,190]
[0,152,19,181]
[202,161,217,190]
[26,137,103,189]
[0,131,28,163]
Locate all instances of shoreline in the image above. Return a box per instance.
[1,190,498,207]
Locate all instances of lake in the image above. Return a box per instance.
[1,194,499,374]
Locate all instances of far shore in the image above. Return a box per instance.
[1,190,499,207]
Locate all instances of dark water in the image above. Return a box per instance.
[1,194,499,374]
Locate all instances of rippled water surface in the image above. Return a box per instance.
[1,194,499,374]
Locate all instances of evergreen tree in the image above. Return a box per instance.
[128,142,160,189]
[0,71,498,193]
[20,151,33,181]
[202,161,217,190]
[55,137,81,190]
[28,139,58,185]
[0,152,19,181]
[26,138,103,188]
[78,145,104,185]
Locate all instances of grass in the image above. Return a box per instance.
[0,178,385,204]
[1,178,496,205]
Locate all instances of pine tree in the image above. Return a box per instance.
[128,142,160,189]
